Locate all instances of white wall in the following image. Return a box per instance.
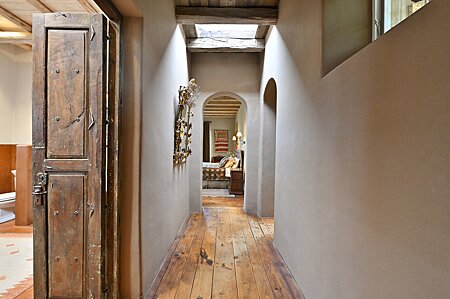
[204,117,235,159]
[189,53,261,213]
[136,0,190,295]
[0,45,32,145]
[261,0,450,298]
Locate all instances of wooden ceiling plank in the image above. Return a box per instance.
[247,0,261,6]
[0,31,32,43]
[188,0,203,6]
[24,0,52,13]
[220,0,236,7]
[76,0,97,13]
[208,0,221,7]
[0,5,32,32]
[176,7,278,25]
[234,0,248,7]
[187,37,264,53]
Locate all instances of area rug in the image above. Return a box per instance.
[202,189,235,198]
[0,233,33,299]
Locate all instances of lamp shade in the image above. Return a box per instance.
[236,131,243,138]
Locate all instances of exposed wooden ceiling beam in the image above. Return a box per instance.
[24,0,52,13]
[93,0,122,23]
[204,113,236,115]
[176,7,278,25]
[206,104,241,108]
[205,105,241,111]
[205,107,240,111]
[206,101,241,105]
[0,32,32,44]
[204,115,236,119]
[0,6,32,32]
[208,99,241,103]
[203,110,237,114]
[205,105,240,109]
[182,24,197,38]
[255,25,269,39]
[187,37,264,53]
[204,110,238,113]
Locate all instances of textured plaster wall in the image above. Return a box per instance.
[257,79,277,217]
[135,0,191,296]
[189,53,261,213]
[261,0,450,298]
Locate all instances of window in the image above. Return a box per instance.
[195,24,258,39]
[374,0,432,39]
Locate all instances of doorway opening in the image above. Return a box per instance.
[202,96,247,209]
[258,78,277,217]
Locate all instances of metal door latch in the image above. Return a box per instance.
[33,172,48,206]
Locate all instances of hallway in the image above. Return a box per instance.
[149,204,303,299]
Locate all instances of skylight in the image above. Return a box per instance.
[195,24,259,39]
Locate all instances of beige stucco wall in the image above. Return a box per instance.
[261,0,450,298]
[134,1,191,296]
[0,45,32,145]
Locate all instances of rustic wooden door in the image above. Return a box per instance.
[32,13,109,298]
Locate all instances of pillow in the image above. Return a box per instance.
[219,156,229,167]
[232,158,240,169]
[224,159,235,168]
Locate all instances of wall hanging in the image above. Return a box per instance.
[214,130,229,153]
[173,79,200,165]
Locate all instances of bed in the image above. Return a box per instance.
[202,162,229,189]
[202,156,240,189]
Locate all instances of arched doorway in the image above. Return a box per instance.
[258,78,277,217]
[201,95,248,208]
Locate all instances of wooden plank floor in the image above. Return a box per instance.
[148,204,304,299]
[202,196,244,208]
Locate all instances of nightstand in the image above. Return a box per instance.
[229,169,244,195]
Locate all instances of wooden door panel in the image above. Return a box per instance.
[47,29,87,158]
[33,13,108,298]
[47,174,85,298]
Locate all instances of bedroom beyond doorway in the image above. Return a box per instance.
[202,96,247,207]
